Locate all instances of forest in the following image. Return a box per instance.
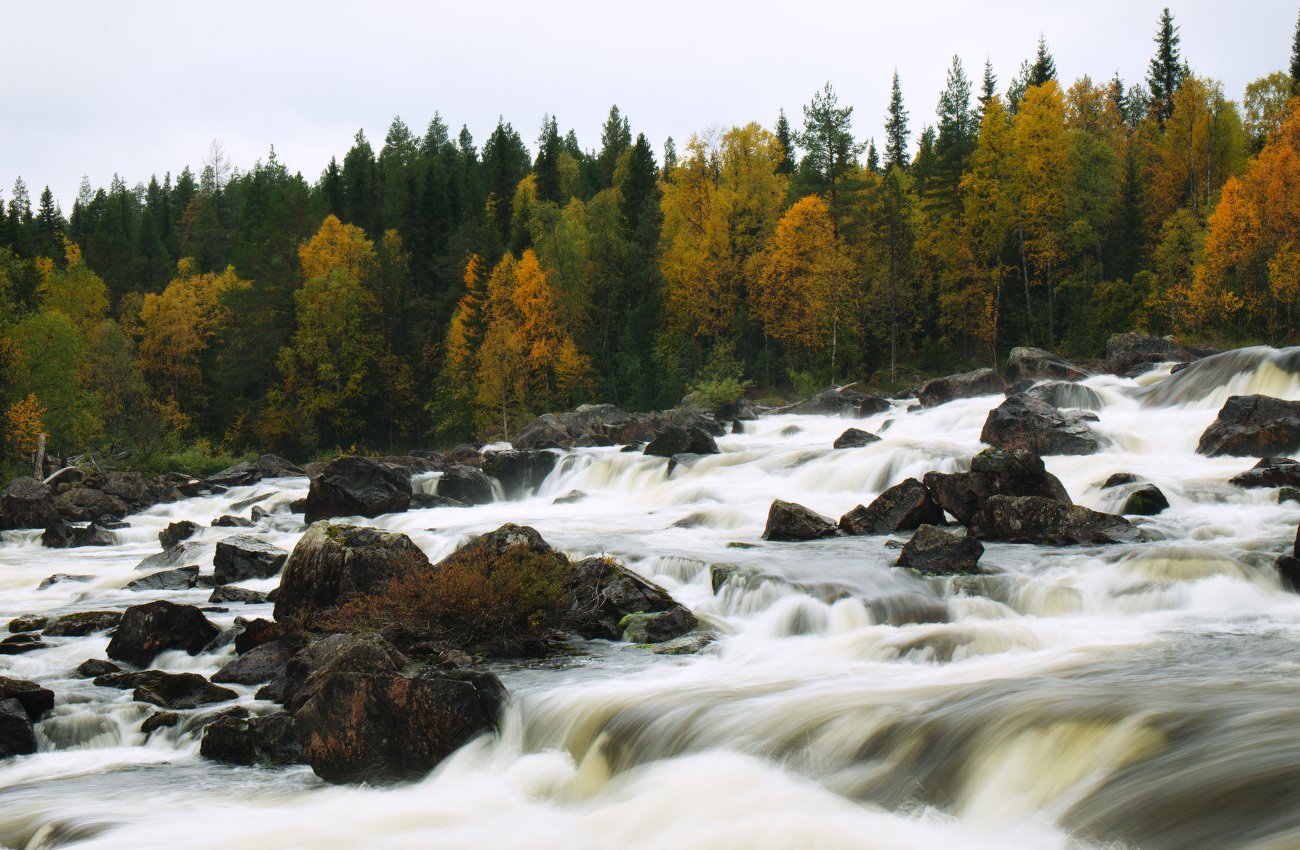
[1,8,1299,471]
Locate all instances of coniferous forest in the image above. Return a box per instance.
[2,8,1299,470]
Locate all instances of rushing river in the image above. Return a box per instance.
[4,349,1300,850]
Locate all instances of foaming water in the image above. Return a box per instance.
[6,349,1300,848]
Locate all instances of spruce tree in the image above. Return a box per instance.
[1147,7,1187,125]
[34,186,64,259]
[883,70,910,172]
[866,139,880,173]
[934,56,975,210]
[662,137,678,181]
[597,105,632,190]
[799,82,863,233]
[534,114,563,205]
[774,109,796,175]
[976,59,997,121]
[1028,34,1056,86]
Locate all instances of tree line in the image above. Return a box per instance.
[2,7,1299,465]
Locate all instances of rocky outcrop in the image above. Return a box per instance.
[1005,347,1089,384]
[159,520,201,550]
[212,515,255,528]
[75,659,120,678]
[564,557,695,642]
[200,713,304,766]
[1197,396,1300,457]
[1121,484,1169,516]
[208,586,268,605]
[0,634,47,655]
[787,387,891,418]
[303,456,412,523]
[643,426,720,457]
[839,478,944,535]
[761,500,840,541]
[125,565,205,591]
[833,428,881,449]
[53,486,129,523]
[212,641,292,686]
[980,394,1102,456]
[43,611,121,637]
[0,699,37,756]
[1105,332,1194,375]
[923,448,1070,526]
[0,477,59,531]
[479,450,558,498]
[620,608,698,643]
[273,523,432,624]
[434,465,494,505]
[106,602,219,667]
[896,525,984,575]
[8,614,47,633]
[1229,457,1300,488]
[973,495,1139,544]
[40,520,118,548]
[94,671,237,709]
[513,403,724,450]
[213,536,288,585]
[206,454,304,489]
[918,368,1004,408]
[0,677,55,721]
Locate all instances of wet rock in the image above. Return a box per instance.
[896,525,985,576]
[36,573,92,590]
[564,557,694,641]
[0,676,55,721]
[234,618,288,655]
[212,514,254,528]
[1005,347,1089,384]
[0,634,47,655]
[923,448,1071,526]
[159,520,201,550]
[124,565,203,591]
[644,426,720,457]
[275,634,412,712]
[1122,484,1169,516]
[434,465,494,506]
[212,641,292,686]
[480,450,559,499]
[250,506,271,522]
[1229,457,1300,489]
[620,608,698,643]
[106,601,220,668]
[303,456,412,524]
[140,711,181,735]
[410,493,469,509]
[43,611,121,637]
[41,520,118,549]
[1277,556,1300,591]
[981,394,1102,456]
[292,663,505,784]
[0,699,36,756]
[1281,488,1300,505]
[839,478,944,535]
[288,499,307,514]
[213,536,288,585]
[75,659,120,678]
[0,477,59,531]
[1105,332,1194,375]
[833,428,881,449]
[273,523,432,624]
[973,495,1139,544]
[8,614,48,633]
[918,368,1004,408]
[1025,382,1104,411]
[553,490,586,505]
[208,586,268,605]
[94,471,179,514]
[133,541,208,573]
[53,486,129,523]
[761,500,840,541]
[787,387,891,417]
[1198,396,1300,458]
[206,454,304,489]
[201,712,304,766]
[94,671,237,709]
[514,404,724,450]
[865,593,950,627]
[1102,472,1140,489]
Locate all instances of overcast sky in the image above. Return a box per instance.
[4,0,1296,210]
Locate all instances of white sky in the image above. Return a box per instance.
[4,0,1296,209]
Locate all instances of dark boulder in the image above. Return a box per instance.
[1105,332,1194,375]
[0,634,47,655]
[434,465,494,506]
[37,573,92,589]
[0,477,59,531]
[159,520,201,550]
[53,486,129,523]
[303,456,412,523]
[94,471,177,513]
[980,394,1102,456]
[0,676,55,721]
[75,659,120,678]
[275,634,412,712]
[564,557,694,641]
[0,699,36,756]
[896,525,984,575]
[8,614,47,633]
[1102,472,1140,489]
[125,565,203,592]
[761,500,840,541]
[787,387,891,417]
[1229,457,1300,489]
[918,368,1004,408]
[133,541,208,573]
[973,495,1139,545]
[839,478,944,535]
[513,404,635,450]
[923,448,1070,526]
[106,601,219,668]
[1006,347,1089,385]
[273,523,431,624]
[94,671,237,709]
[833,428,881,449]
[212,515,254,528]
[480,450,559,499]
[213,536,288,585]
[1278,556,1300,591]
[1122,484,1169,516]
[1197,396,1300,457]
[41,520,118,549]
[620,608,698,643]
[235,618,288,655]
[201,712,304,766]
[43,611,121,637]
[207,454,304,489]
[212,641,292,686]
[208,586,268,605]
[1281,488,1300,504]
[644,426,720,458]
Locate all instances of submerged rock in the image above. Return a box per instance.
[981,394,1102,456]
[1198,396,1300,457]
[896,525,984,575]
[761,500,840,541]
[839,478,944,535]
[303,456,412,524]
[107,601,220,668]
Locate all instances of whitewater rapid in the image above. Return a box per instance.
[5,348,1300,850]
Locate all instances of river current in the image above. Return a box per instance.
[4,349,1300,850]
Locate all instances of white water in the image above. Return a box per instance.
[5,349,1300,850]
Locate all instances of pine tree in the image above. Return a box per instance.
[934,56,976,211]
[884,70,910,171]
[798,83,863,233]
[774,109,796,174]
[1147,7,1187,125]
